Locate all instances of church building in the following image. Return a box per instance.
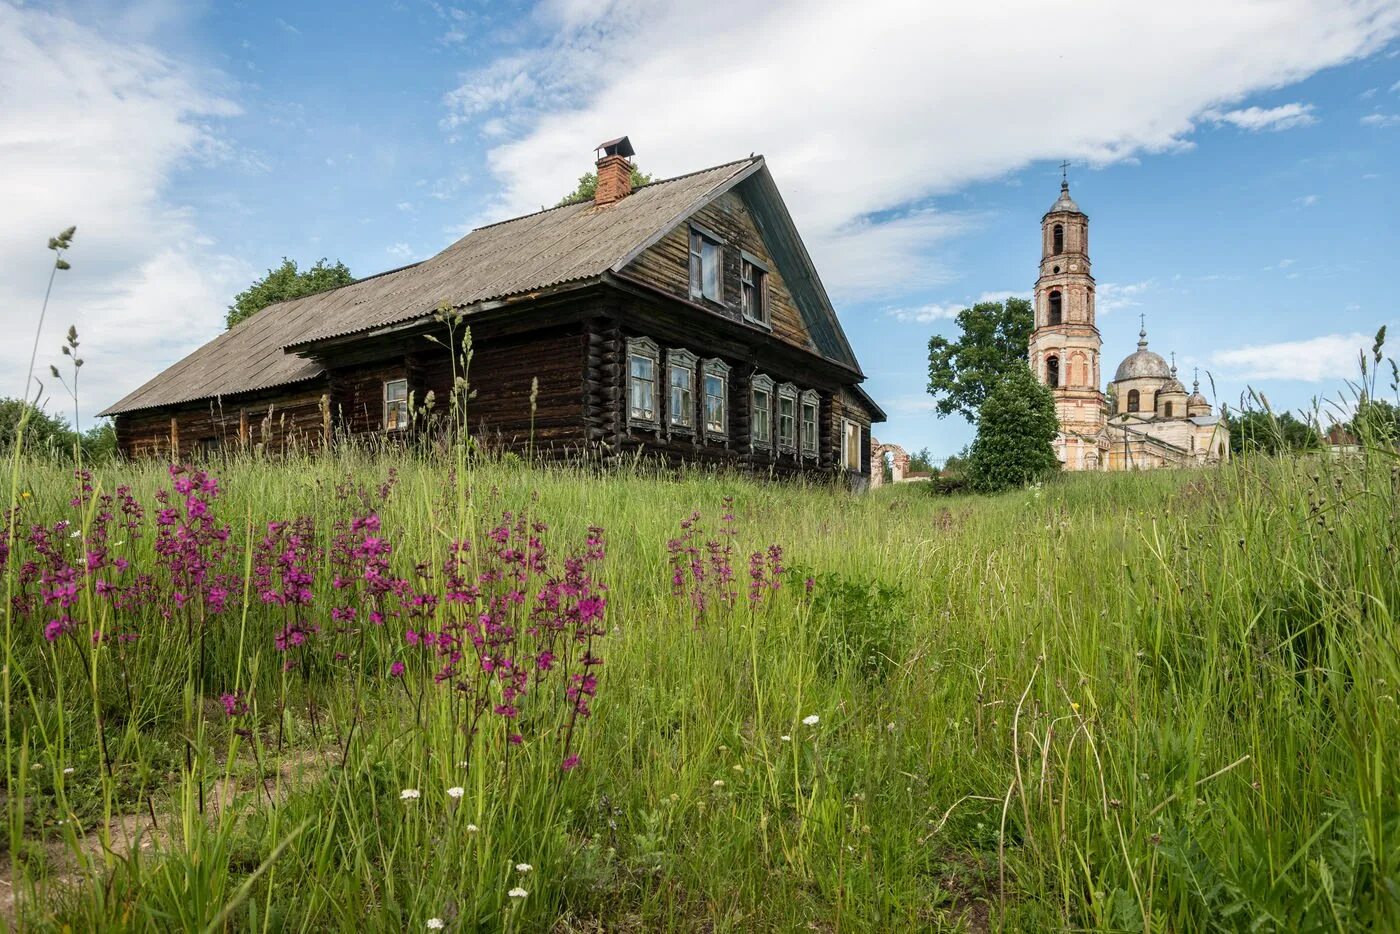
[1029,178,1229,470]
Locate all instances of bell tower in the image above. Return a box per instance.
[1029,168,1106,470]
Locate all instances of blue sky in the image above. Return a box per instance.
[3,0,1399,455]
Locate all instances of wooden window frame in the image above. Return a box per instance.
[666,347,698,435]
[776,383,798,454]
[800,390,820,459]
[842,418,862,472]
[702,358,730,441]
[750,373,774,452]
[626,336,661,429]
[688,224,725,306]
[383,378,409,431]
[739,251,770,328]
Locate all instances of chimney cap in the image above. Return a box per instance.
[595,136,635,160]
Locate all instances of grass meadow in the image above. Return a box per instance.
[2,445,1398,931]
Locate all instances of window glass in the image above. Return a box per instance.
[669,362,694,427]
[690,229,723,303]
[741,259,767,324]
[704,373,727,434]
[629,354,656,421]
[384,379,409,431]
[801,400,818,454]
[752,389,771,445]
[778,395,795,449]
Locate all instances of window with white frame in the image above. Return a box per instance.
[688,227,723,304]
[702,358,730,438]
[626,337,660,426]
[777,383,797,453]
[842,419,862,471]
[667,348,697,432]
[740,253,769,326]
[800,390,819,458]
[751,373,774,450]
[384,378,409,431]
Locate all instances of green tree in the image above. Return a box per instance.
[1347,397,1400,446]
[965,363,1059,493]
[926,298,1035,422]
[1226,409,1320,455]
[908,447,936,473]
[555,165,654,207]
[226,258,354,329]
[0,397,113,462]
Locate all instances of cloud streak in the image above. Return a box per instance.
[1211,331,1379,382]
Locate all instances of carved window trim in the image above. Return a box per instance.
[702,358,730,440]
[750,372,774,451]
[383,378,409,431]
[666,347,698,435]
[776,383,798,454]
[800,390,820,458]
[626,336,661,429]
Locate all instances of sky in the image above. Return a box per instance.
[3,0,1399,456]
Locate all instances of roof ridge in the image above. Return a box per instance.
[228,259,426,330]
[470,156,760,232]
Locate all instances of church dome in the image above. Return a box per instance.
[1114,326,1171,381]
[1047,180,1080,214]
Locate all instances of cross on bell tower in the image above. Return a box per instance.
[1029,168,1105,469]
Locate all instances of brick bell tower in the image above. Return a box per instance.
[1029,168,1106,470]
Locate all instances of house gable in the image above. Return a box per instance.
[621,188,820,358]
[615,167,861,376]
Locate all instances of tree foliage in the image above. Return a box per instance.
[1347,397,1400,446]
[927,298,1036,422]
[555,165,654,207]
[0,397,115,462]
[1226,409,1320,455]
[966,363,1060,493]
[227,258,354,329]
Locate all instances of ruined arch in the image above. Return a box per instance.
[870,439,912,489]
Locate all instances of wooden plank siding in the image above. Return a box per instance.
[115,382,330,460]
[622,190,819,357]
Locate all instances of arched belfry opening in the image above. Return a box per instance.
[1046,355,1060,388]
[1048,291,1063,326]
[1127,389,1140,412]
[1052,224,1064,255]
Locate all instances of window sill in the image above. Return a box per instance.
[741,315,773,331]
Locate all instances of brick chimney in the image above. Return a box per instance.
[593,136,636,206]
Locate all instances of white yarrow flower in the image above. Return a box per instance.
[515,863,532,873]
[400,788,421,800]
[712,779,725,787]
[426,919,444,930]
[508,887,528,899]
[63,767,75,775]
[465,823,479,833]
[780,735,792,742]
[446,786,465,799]
[802,714,820,726]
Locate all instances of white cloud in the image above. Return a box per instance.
[885,289,1029,324]
[1360,112,1400,126]
[0,4,243,420]
[1203,102,1318,131]
[1295,193,1319,206]
[1392,79,1400,92]
[1211,331,1376,382]
[444,0,1399,298]
[1360,86,1379,99]
[1097,280,1152,315]
[386,242,415,260]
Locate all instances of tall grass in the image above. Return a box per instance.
[2,440,1397,931]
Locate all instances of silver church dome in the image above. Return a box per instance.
[1113,326,1172,382]
[1047,180,1080,214]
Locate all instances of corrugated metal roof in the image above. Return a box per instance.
[100,158,759,416]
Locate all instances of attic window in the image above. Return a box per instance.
[384,379,409,431]
[740,253,769,326]
[689,227,723,304]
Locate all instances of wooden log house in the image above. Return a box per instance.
[100,137,884,486]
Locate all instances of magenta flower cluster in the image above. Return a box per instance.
[665,496,783,620]
[4,466,610,773]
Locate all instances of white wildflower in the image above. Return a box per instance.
[426,919,444,930]
[63,767,75,775]
[515,863,532,873]
[400,788,421,801]
[508,887,528,899]
[712,779,725,788]
[446,786,465,799]
[780,735,791,742]
[465,823,479,833]
[802,714,820,726]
